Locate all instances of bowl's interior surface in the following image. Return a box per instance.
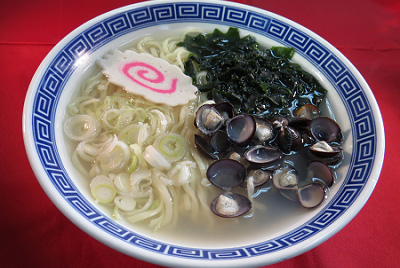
[55,23,353,248]
[26,1,382,265]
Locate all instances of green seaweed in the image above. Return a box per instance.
[178,27,327,117]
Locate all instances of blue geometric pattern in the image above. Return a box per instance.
[176,4,201,19]
[31,2,377,260]
[224,7,250,25]
[305,40,329,64]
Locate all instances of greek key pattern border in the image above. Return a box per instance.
[31,2,376,260]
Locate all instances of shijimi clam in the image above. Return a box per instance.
[210,192,252,218]
[207,159,252,218]
[195,104,225,135]
[226,114,256,146]
[272,161,334,208]
[194,101,344,217]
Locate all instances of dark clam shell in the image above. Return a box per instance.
[210,193,252,218]
[310,117,342,143]
[307,161,334,187]
[214,102,235,121]
[244,145,282,164]
[226,114,256,146]
[270,115,289,128]
[293,104,320,120]
[288,118,311,131]
[195,104,224,135]
[288,118,313,144]
[298,183,326,208]
[194,131,232,160]
[194,134,218,160]
[210,130,231,155]
[278,126,303,153]
[206,159,247,190]
[309,141,343,158]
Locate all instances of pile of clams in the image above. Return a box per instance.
[194,102,344,218]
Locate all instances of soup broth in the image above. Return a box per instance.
[63,27,346,247]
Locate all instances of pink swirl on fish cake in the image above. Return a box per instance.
[122,62,177,94]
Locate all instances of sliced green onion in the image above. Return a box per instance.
[112,206,123,220]
[97,141,130,172]
[130,143,148,170]
[137,123,150,147]
[130,143,142,155]
[143,145,171,171]
[64,114,100,141]
[114,195,136,211]
[90,175,116,204]
[116,108,148,130]
[154,133,188,162]
[102,109,120,129]
[118,124,141,144]
[127,155,138,173]
[113,173,130,191]
[132,107,148,123]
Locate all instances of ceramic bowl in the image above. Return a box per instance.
[23,0,385,267]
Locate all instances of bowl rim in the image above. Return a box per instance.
[22,0,385,267]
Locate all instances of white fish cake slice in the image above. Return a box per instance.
[97,49,198,106]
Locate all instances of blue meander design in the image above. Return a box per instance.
[31,2,376,260]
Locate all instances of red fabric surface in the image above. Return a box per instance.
[1,0,399,267]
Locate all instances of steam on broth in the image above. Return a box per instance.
[64,27,344,234]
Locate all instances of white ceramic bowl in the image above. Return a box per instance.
[23,0,385,267]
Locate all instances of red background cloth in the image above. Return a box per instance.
[1,0,399,267]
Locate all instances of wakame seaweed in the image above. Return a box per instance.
[178,27,327,117]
